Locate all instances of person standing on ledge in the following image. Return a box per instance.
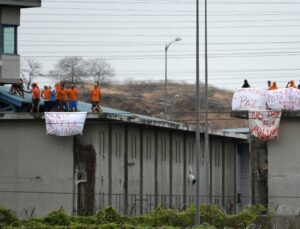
[90,82,101,112]
[41,85,51,111]
[31,82,40,113]
[242,79,250,88]
[58,84,69,111]
[68,84,78,112]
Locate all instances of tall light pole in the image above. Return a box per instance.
[164,37,181,116]
[204,0,210,204]
[195,0,201,226]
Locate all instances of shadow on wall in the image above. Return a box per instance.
[73,137,96,216]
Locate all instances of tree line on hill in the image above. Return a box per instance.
[20,56,115,90]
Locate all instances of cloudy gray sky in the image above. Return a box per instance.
[18,0,300,90]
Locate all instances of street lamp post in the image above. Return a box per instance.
[164,37,181,116]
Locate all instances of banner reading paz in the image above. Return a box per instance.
[249,111,281,141]
[232,88,266,111]
[45,112,87,136]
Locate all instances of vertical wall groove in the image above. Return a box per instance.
[124,125,128,215]
[169,131,173,208]
[139,127,144,214]
[154,129,158,208]
[108,124,112,206]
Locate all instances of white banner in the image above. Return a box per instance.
[232,88,267,111]
[266,88,300,111]
[45,112,87,136]
[249,111,281,141]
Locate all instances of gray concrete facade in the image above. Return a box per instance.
[0,122,73,217]
[0,115,249,217]
[268,119,300,215]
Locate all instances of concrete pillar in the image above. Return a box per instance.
[154,130,158,208]
[169,131,173,208]
[183,133,187,208]
[108,124,112,206]
[124,126,128,215]
[139,127,144,214]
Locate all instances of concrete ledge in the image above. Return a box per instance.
[231,110,300,119]
[0,0,41,7]
[0,112,248,139]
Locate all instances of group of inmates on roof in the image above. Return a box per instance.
[9,80,102,113]
[242,79,300,90]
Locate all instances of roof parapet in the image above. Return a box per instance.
[0,0,41,8]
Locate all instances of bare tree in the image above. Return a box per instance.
[53,56,85,83]
[21,58,42,89]
[85,58,115,85]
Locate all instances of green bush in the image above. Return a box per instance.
[151,207,180,227]
[98,222,119,228]
[0,207,19,226]
[0,204,267,228]
[225,205,266,229]
[70,215,96,225]
[20,217,46,228]
[43,209,71,226]
[96,207,122,224]
[200,204,226,229]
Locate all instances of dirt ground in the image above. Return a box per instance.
[82,82,247,129]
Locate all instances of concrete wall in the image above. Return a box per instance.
[141,128,155,213]
[211,138,223,205]
[0,119,247,216]
[0,122,73,217]
[171,132,184,209]
[236,143,251,212]
[156,130,170,208]
[268,119,300,215]
[223,140,235,212]
[1,55,20,80]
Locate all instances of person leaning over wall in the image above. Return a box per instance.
[242,79,250,88]
[286,80,296,88]
[268,81,278,90]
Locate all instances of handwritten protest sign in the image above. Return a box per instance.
[266,88,300,111]
[232,88,267,111]
[45,112,87,136]
[249,111,281,141]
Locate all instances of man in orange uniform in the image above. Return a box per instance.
[58,84,69,111]
[31,82,40,113]
[68,84,78,112]
[41,85,51,111]
[54,82,61,111]
[268,82,278,90]
[90,83,101,112]
[286,80,297,88]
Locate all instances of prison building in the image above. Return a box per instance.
[0,86,251,217]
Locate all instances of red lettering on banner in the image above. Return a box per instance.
[250,111,263,120]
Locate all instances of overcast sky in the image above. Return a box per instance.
[18,0,300,90]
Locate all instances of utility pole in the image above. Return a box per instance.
[195,0,201,225]
[204,0,210,203]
